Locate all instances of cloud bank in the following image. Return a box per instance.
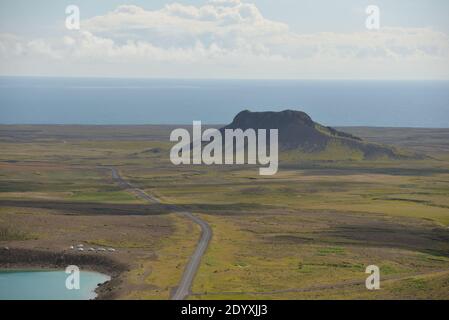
[1,0,449,79]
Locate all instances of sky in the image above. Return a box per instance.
[0,0,449,79]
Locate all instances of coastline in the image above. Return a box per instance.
[0,247,128,300]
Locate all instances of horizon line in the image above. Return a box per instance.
[1,123,448,129]
[1,75,449,82]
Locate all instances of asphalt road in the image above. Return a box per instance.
[110,167,212,300]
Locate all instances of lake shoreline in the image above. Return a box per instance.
[0,247,128,300]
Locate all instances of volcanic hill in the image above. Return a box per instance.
[222,110,407,160]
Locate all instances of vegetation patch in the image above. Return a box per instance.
[0,226,33,241]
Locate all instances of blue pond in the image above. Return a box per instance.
[0,270,110,300]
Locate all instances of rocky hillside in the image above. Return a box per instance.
[222,110,407,160]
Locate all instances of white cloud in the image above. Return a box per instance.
[1,1,449,79]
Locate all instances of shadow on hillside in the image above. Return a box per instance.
[0,200,169,216]
[270,219,449,258]
[0,199,275,216]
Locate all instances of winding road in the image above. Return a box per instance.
[110,167,212,300]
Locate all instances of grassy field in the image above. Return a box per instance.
[1,125,449,299]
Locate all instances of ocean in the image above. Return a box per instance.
[0,77,448,127]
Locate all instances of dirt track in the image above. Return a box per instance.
[110,167,212,300]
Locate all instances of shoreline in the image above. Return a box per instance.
[0,248,128,300]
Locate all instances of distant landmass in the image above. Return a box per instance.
[223,110,410,160]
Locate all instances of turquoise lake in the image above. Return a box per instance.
[0,270,110,300]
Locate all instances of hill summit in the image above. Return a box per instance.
[223,110,404,160]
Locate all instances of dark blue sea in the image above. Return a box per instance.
[0,77,448,127]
